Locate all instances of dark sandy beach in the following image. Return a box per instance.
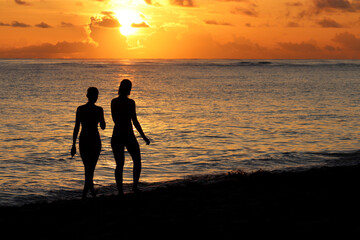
[1,165,360,239]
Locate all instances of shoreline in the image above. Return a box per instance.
[2,165,360,238]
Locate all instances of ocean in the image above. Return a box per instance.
[1,59,360,206]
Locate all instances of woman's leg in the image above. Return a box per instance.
[82,160,90,199]
[79,136,101,199]
[88,157,98,198]
[126,140,141,192]
[82,155,98,199]
[112,140,125,195]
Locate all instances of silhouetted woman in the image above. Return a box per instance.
[111,79,150,195]
[71,87,106,199]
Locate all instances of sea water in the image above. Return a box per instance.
[1,59,360,206]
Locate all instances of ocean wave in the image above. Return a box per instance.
[308,150,360,159]
[247,150,360,173]
[2,59,360,69]
[4,156,360,207]
[112,60,360,68]
[172,60,360,68]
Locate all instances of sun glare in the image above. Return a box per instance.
[114,9,143,36]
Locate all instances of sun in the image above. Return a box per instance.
[114,9,143,36]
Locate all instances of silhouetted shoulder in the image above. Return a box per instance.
[77,104,102,112]
[96,105,104,112]
[76,105,104,124]
[77,104,86,111]
[76,104,87,115]
[111,97,135,106]
[111,97,118,104]
[128,98,135,105]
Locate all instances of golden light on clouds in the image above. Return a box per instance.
[114,9,148,36]
[0,0,360,58]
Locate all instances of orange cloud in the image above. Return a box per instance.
[88,14,129,58]
[1,0,360,59]
[0,12,130,58]
[137,26,272,59]
[0,28,358,59]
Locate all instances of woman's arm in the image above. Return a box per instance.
[131,101,150,145]
[71,108,81,157]
[111,99,119,124]
[99,107,106,130]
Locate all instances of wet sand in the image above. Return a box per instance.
[1,165,360,238]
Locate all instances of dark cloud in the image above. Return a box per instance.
[287,1,360,21]
[0,22,10,26]
[0,21,54,28]
[170,0,195,7]
[317,18,343,27]
[231,7,258,16]
[231,4,258,17]
[101,11,115,16]
[275,40,349,58]
[333,32,360,50]
[143,0,162,6]
[219,36,269,58]
[285,2,303,7]
[0,41,96,58]
[287,21,300,27]
[35,22,52,28]
[60,22,75,27]
[90,14,121,28]
[324,45,341,51]
[14,0,31,6]
[205,20,233,26]
[11,21,31,27]
[217,0,250,2]
[131,22,150,28]
[278,41,321,53]
[312,0,359,12]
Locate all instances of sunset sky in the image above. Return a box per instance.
[0,0,360,59]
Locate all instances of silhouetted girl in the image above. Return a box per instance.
[111,79,150,195]
[71,87,106,199]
